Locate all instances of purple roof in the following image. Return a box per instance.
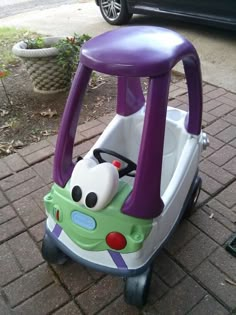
[81,26,197,77]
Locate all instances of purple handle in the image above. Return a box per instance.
[122,73,171,219]
[53,64,92,187]
[117,77,145,116]
[183,54,202,135]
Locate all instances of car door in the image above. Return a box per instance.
[193,0,236,21]
[153,0,236,22]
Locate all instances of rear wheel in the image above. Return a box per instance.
[124,265,152,308]
[99,0,133,25]
[183,176,202,219]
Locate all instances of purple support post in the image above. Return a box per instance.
[117,77,145,116]
[183,55,202,135]
[53,64,92,187]
[122,73,171,219]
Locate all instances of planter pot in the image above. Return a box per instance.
[12,37,70,94]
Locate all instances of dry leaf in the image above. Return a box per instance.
[0,109,9,117]
[90,81,105,90]
[89,75,105,89]
[225,278,236,286]
[13,140,24,148]
[41,130,51,136]
[0,140,24,154]
[0,141,14,154]
[40,109,57,118]
[0,122,11,130]
[31,136,41,142]
[41,130,57,136]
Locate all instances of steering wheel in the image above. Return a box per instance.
[93,148,137,178]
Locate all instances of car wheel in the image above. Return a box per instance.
[41,234,68,265]
[124,265,152,307]
[99,0,133,25]
[183,176,202,219]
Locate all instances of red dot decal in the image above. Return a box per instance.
[56,209,60,221]
[106,232,127,250]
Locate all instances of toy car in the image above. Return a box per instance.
[42,26,209,307]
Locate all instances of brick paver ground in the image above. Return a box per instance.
[0,78,236,315]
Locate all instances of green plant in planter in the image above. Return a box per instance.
[24,34,91,83]
[56,34,91,81]
[24,37,45,49]
[12,33,91,94]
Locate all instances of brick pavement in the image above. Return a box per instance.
[0,80,236,315]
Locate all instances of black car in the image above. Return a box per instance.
[95,0,236,30]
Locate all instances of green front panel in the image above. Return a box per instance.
[44,181,153,254]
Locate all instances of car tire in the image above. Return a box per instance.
[183,176,202,219]
[99,0,133,25]
[124,265,152,307]
[41,234,68,265]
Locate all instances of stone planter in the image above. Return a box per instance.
[12,37,70,94]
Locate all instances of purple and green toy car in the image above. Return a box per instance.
[42,26,209,307]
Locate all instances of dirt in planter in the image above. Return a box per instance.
[0,64,184,157]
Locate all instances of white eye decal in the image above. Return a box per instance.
[70,159,119,211]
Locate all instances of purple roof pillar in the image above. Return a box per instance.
[53,64,92,187]
[122,72,171,219]
[183,54,202,135]
[117,77,145,116]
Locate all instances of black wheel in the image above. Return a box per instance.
[99,0,133,25]
[183,176,202,219]
[124,265,152,308]
[41,234,68,265]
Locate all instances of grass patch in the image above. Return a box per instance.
[0,26,39,68]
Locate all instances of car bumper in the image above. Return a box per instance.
[46,215,149,277]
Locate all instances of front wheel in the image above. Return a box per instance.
[124,265,152,308]
[99,0,133,25]
[41,234,68,265]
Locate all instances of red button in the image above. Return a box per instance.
[112,160,121,169]
[106,232,127,250]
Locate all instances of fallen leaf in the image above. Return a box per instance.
[89,75,105,89]
[30,135,41,142]
[0,71,8,78]
[40,109,58,118]
[41,130,51,136]
[41,130,57,136]
[225,278,236,286]
[0,109,9,117]
[90,81,105,90]
[13,140,24,148]
[0,141,14,154]
[0,122,11,130]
